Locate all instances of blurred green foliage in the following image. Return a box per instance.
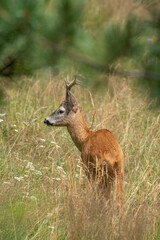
[0,0,160,100]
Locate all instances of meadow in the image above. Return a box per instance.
[0,73,159,240]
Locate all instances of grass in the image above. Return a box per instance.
[0,73,160,240]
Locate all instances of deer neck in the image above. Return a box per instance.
[67,109,91,151]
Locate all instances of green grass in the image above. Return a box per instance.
[0,74,160,240]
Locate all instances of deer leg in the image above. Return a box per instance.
[95,167,112,201]
[115,163,124,206]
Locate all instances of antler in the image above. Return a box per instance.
[65,75,81,90]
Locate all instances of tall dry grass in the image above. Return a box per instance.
[0,73,160,240]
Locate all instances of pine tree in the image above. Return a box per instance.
[0,0,160,101]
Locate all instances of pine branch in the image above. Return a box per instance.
[34,34,160,82]
[0,58,16,77]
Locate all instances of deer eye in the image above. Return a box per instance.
[59,110,64,114]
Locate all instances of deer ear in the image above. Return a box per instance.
[66,88,78,113]
[72,105,78,113]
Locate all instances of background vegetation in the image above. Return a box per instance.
[0,0,160,239]
[0,0,160,100]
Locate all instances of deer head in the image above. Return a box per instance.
[44,78,80,126]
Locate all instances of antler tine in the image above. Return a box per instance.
[65,75,81,90]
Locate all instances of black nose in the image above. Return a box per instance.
[44,118,51,126]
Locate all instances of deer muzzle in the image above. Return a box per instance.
[44,118,53,126]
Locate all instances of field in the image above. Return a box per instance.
[0,73,159,240]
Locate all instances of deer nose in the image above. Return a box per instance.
[44,118,51,125]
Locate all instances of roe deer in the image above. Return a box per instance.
[44,78,124,205]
